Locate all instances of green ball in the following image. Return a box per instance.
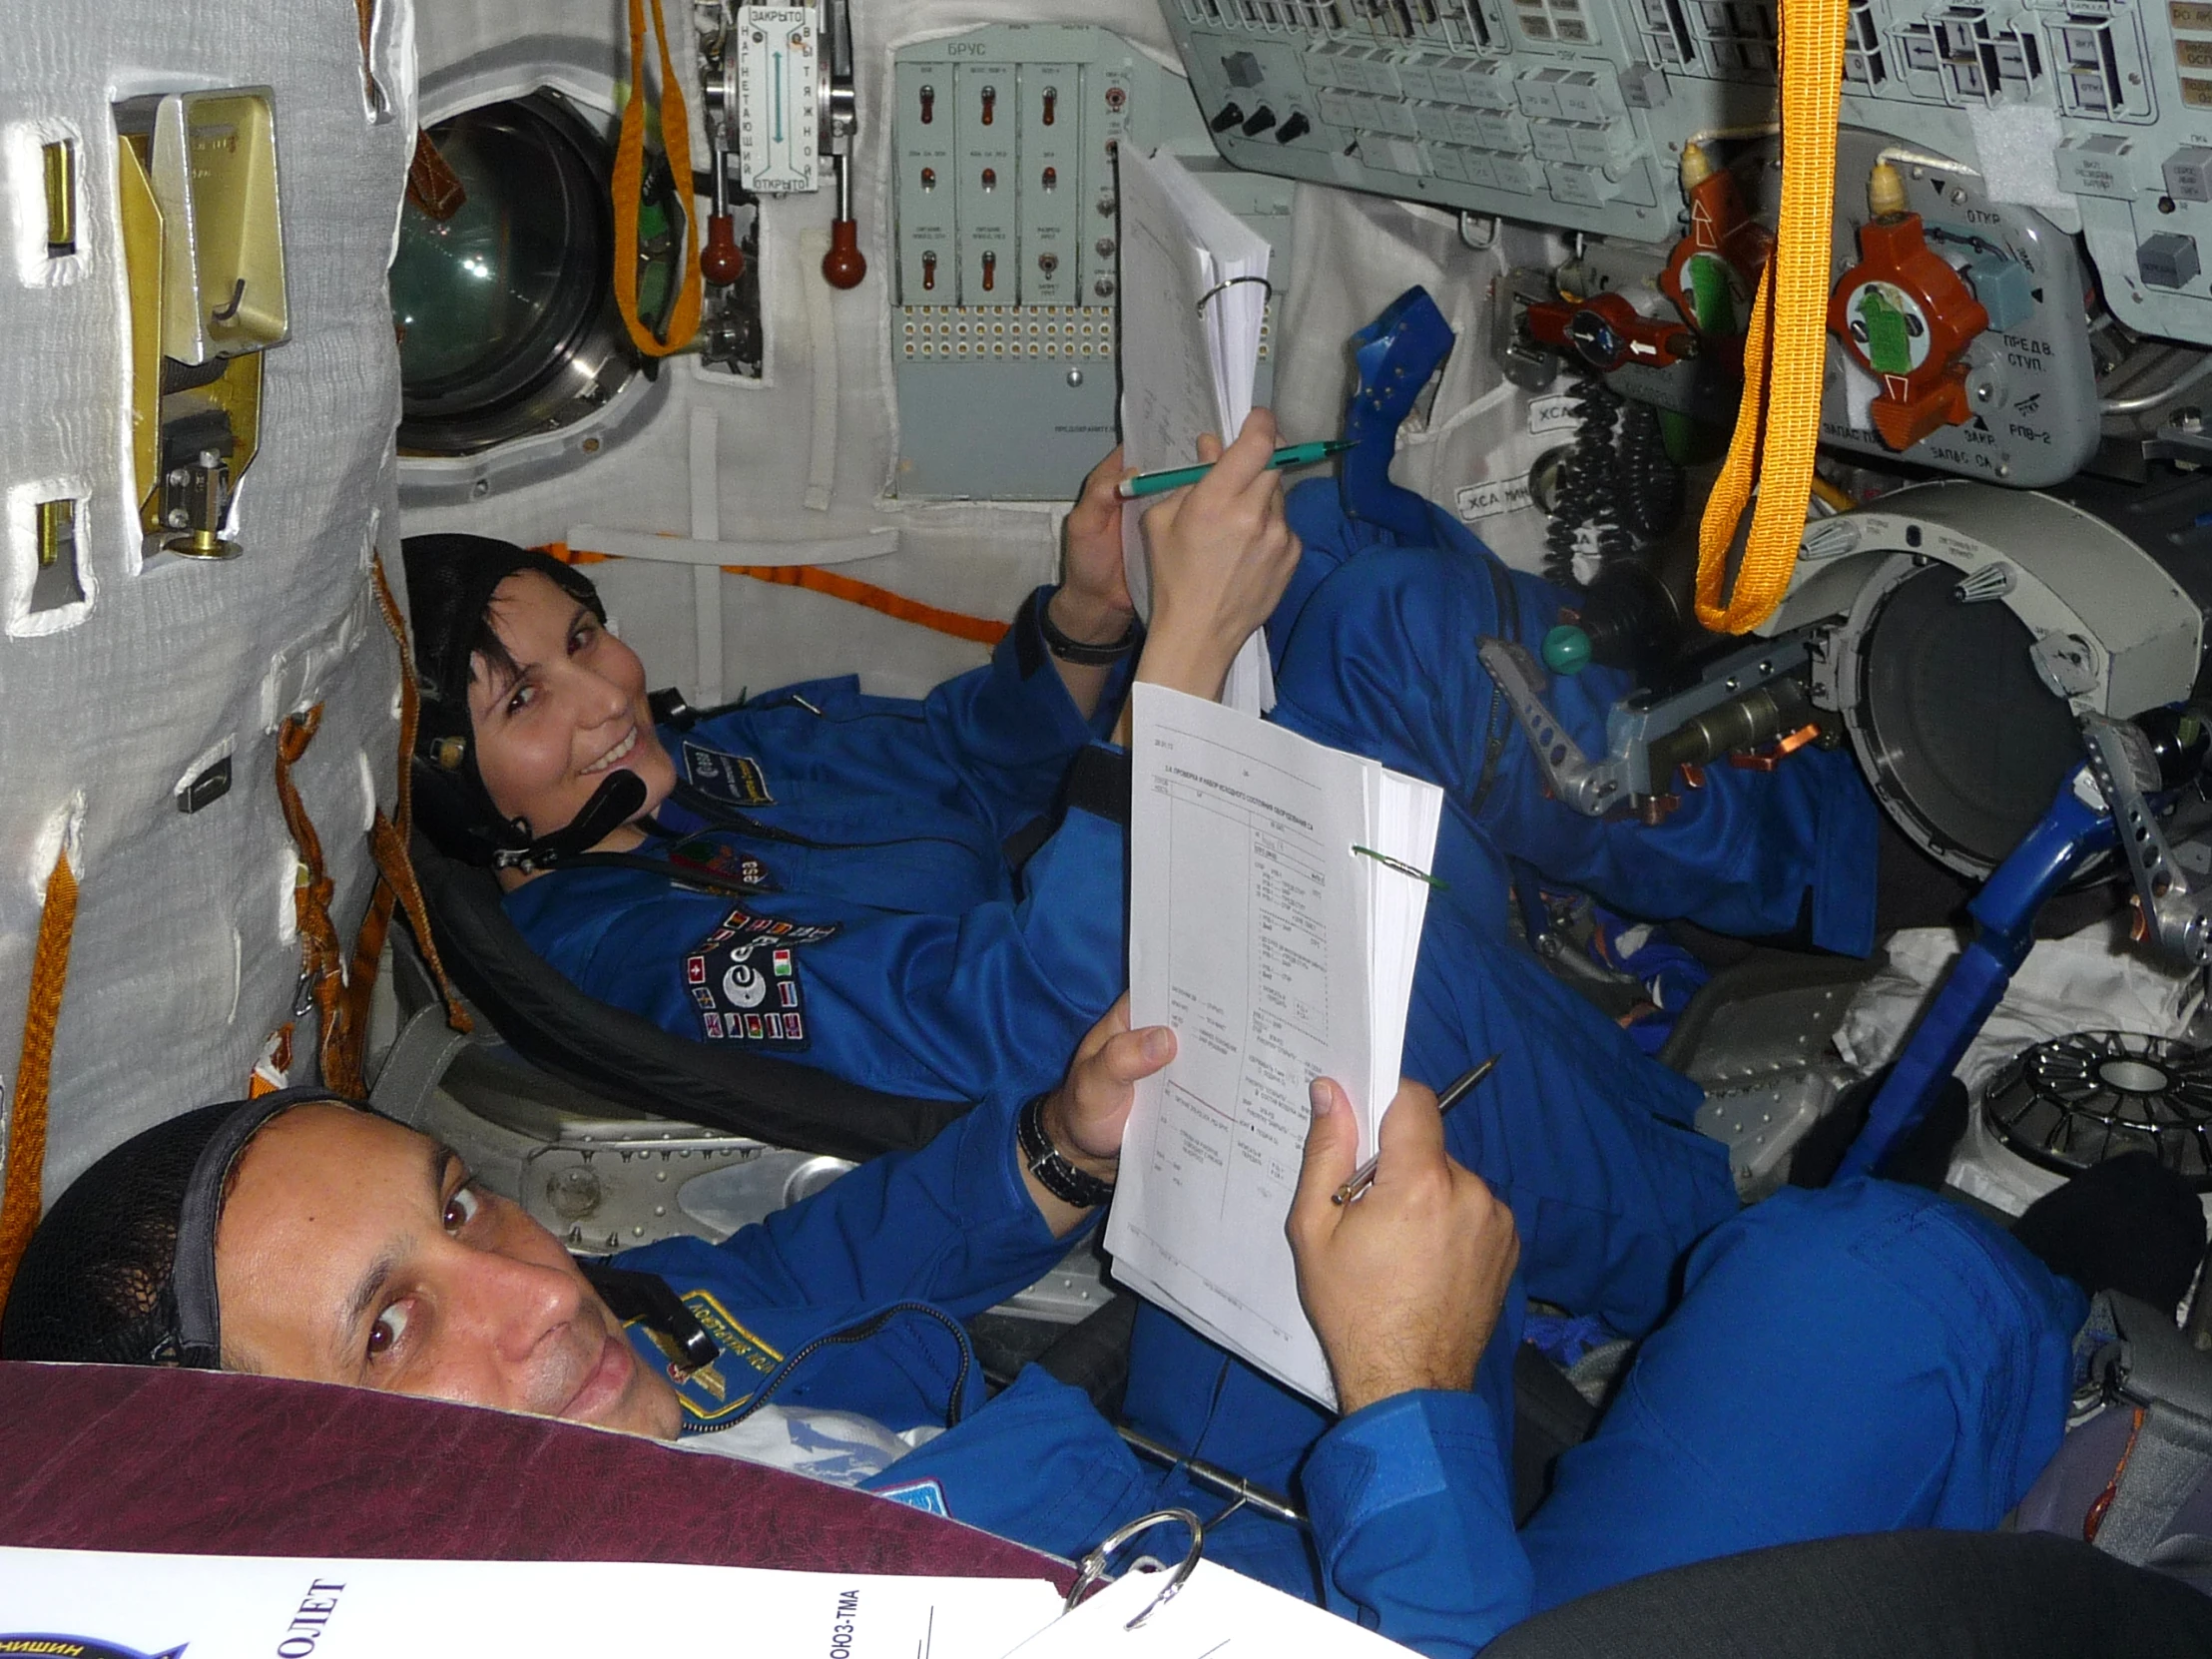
[1542,624,1592,675]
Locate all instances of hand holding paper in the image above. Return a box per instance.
[1133,412,1302,706]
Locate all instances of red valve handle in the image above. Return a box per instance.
[1827,196,1988,451]
[1657,147,1773,374]
[701,213,746,285]
[822,218,866,289]
[1524,290,1696,372]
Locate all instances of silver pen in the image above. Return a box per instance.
[1330,1053,1500,1206]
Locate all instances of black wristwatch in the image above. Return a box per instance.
[1017,1094,1119,1209]
[1039,588,1143,665]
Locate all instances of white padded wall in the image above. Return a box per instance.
[0,0,413,1194]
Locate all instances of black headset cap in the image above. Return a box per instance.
[399,534,606,864]
[0,1087,349,1367]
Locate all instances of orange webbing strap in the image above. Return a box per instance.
[727,563,1012,647]
[612,0,703,356]
[1694,0,1849,634]
[276,706,361,1094]
[363,555,472,1038]
[0,853,79,1309]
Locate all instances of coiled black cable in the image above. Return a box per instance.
[1617,397,1685,543]
[1542,376,1629,585]
[1542,381,1682,587]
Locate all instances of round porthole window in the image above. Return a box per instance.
[391,92,680,457]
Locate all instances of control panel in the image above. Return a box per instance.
[1159,0,2212,350]
[889,24,1287,499]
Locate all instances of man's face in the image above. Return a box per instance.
[467,570,678,837]
[216,1104,682,1438]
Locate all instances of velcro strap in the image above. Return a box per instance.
[1067,746,1132,827]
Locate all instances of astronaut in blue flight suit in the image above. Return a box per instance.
[405,413,1873,1118]
[402,412,1874,1349]
[5,1007,2085,1657]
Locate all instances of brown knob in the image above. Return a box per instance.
[701,214,745,285]
[823,218,866,289]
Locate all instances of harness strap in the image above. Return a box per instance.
[1693,0,1847,633]
[276,706,362,1093]
[2090,1292,2212,1563]
[0,852,78,1309]
[368,554,471,1035]
[612,0,702,356]
[2095,1401,2212,1563]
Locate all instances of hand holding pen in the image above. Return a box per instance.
[1333,1053,1500,1206]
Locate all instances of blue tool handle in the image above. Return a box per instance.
[1834,770,2114,1183]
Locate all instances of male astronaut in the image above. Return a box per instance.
[3,1002,2082,1657]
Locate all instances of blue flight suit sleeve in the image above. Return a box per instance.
[514,775,1128,1104]
[1303,1391,1531,1657]
[616,1090,1080,1319]
[919,586,1134,841]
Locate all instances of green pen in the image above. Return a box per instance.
[1114,437,1356,500]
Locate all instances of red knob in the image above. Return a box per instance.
[823,218,866,289]
[1828,196,1988,451]
[701,213,745,285]
[1657,146,1772,372]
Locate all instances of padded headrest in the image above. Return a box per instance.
[403,830,971,1162]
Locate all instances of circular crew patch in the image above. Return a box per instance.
[684,907,839,1048]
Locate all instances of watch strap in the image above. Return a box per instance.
[1018,1093,1118,1209]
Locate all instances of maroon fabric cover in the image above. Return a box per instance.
[0,1362,1071,1587]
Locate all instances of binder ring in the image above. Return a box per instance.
[1064,1507,1205,1630]
[1194,274,1274,315]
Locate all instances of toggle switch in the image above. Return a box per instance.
[1211,103,1246,133]
[981,167,996,191]
[981,250,996,291]
[921,250,937,291]
[1038,252,1059,276]
[920,166,936,191]
[1042,87,1058,126]
[980,85,996,125]
[701,213,745,284]
[919,84,934,124]
[1041,166,1057,191]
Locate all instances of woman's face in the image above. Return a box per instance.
[467,570,677,838]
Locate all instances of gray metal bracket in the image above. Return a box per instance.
[2079,713,2212,969]
[1475,630,1816,817]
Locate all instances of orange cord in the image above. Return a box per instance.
[0,854,80,1309]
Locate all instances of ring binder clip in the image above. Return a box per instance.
[1193,273,1274,315]
[1063,1507,1205,1630]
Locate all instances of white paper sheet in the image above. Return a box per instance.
[0,1547,1063,1659]
[1001,1558,1419,1657]
[1107,685,1441,1408]
[1115,146,1277,715]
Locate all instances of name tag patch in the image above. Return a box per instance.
[683,741,775,808]
[667,1289,785,1424]
[685,907,839,1048]
[871,1477,951,1517]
